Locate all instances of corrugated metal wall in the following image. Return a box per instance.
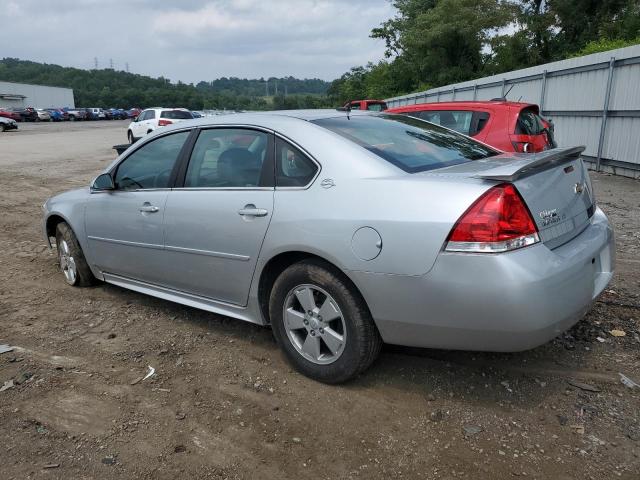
[0,81,75,109]
[386,45,640,178]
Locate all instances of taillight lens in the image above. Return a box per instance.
[445,184,539,253]
[158,119,173,126]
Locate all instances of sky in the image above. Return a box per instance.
[0,0,395,83]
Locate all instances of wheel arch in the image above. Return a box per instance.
[256,250,371,326]
[45,213,72,246]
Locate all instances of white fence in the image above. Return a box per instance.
[386,44,640,178]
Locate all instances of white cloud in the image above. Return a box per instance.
[0,0,394,82]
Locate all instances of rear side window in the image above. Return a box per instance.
[516,108,544,135]
[312,114,498,173]
[411,110,474,136]
[275,138,318,187]
[366,103,387,111]
[115,131,190,190]
[161,110,193,120]
[350,102,361,110]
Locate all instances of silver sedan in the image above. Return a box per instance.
[42,110,615,383]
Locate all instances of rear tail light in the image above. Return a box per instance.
[445,184,539,253]
[158,119,173,126]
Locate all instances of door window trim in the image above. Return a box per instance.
[173,125,276,191]
[104,127,197,193]
[273,132,322,190]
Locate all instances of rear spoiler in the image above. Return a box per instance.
[473,146,585,182]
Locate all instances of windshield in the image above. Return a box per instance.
[312,114,498,173]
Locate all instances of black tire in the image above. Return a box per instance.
[127,130,135,144]
[55,222,96,287]
[69,115,75,121]
[1,124,6,132]
[269,260,382,383]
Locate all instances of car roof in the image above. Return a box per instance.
[388,100,536,111]
[158,109,378,131]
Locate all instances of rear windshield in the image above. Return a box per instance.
[161,110,193,120]
[515,108,544,135]
[312,114,498,173]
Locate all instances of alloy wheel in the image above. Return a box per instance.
[282,284,346,365]
[58,239,77,285]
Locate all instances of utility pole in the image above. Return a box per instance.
[265,79,268,96]
[275,79,278,95]
[284,85,287,97]
[94,57,98,69]
[109,58,114,69]
[125,62,129,73]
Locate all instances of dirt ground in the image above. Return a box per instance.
[1,121,639,480]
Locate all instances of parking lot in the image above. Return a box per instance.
[0,121,639,479]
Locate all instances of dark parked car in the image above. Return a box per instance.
[106,108,128,120]
[0,116,18,131]
[12,107,38,122]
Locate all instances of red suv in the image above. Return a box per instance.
[387,100,555,153]
[345,99,388,111]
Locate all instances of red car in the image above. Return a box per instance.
[345,99,388,111]
[387,100,555,153]
[0,109,22,122]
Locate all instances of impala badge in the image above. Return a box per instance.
[321,178,335,189]
[539,208,560,226]
[574,182,584,194]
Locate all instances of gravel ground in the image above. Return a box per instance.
[1,121,639,479]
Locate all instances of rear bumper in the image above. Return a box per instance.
[350,207,615,352]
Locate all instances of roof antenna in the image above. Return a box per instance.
[504,84,515,99]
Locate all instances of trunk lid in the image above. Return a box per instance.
[435,147,595,249]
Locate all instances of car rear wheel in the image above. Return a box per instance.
[55,222,96,287]
[269,260,382,383]
[1,124,6,132]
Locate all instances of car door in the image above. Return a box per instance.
[85,129,192,284]
[131,110,149,137]
[162,127,275,305]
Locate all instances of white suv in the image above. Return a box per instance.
[127,108,194,143]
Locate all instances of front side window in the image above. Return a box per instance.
[114,131,190,190]
[312,114,498,173]
[184,128,269,188]
[275,138,318,187]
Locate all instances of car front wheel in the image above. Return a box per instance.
[269,260,382,383]
[55,222,96,287]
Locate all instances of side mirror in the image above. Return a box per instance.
[133,116,139,122]
[91,173,115,191]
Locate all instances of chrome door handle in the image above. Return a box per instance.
[238,207,268,217]
[139,205,159,213]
